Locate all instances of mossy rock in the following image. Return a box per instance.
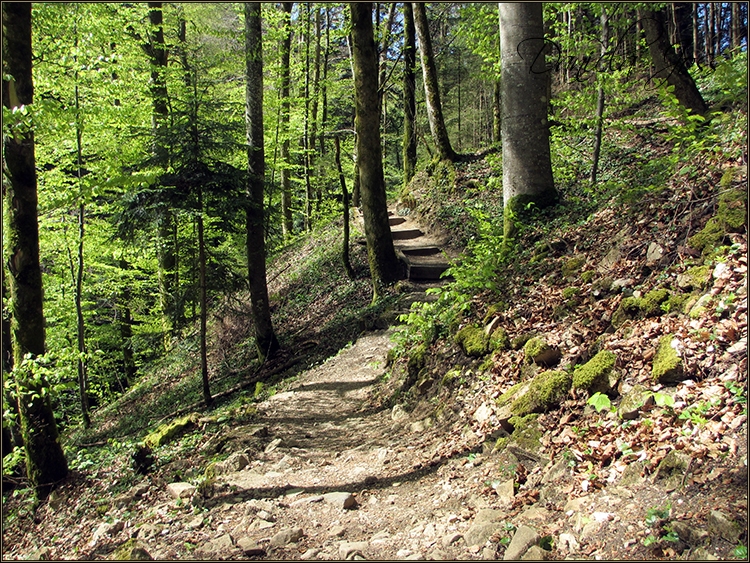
[580,270,596,284]
[688,188,747,254]
[677,265,710,290]
[441,369,460,388]
[506,414,543,454]
[523,337,561,366]
[618,384,654,420]
[561,256,585,278]
[455,326,489,357]
[663,292,689,315]
[652,335,684,383]
[112,539,152,561]
[562,286,581,300]
[510,370,572,417]
[144,413,199,449]
[483,302,508,324]
[572,350,618,394]
[489,327,510,351]
[407,343,428,380]
[640,288,670,317]
[688,293,712,319]
[511,333,534,350]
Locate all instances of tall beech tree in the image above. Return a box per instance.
[279,2,294,238]
[2,1,68,500]
[245,2,280,361]
[350,2,401,300]
[413,2,457,162]
[402,2,417,187]
[499,2,557,244]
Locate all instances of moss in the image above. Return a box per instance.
[581,270,596,284]
[489,327,510,351]
[572,350,617,394]
[441,369,460,387]
[664,293,689,315]
[652,334,683,383]
[687,265,710,289]
[407,343,428,380]
[112,539,151,561]
[144,413,198,449]
[433,159,457,191]
[640,288,670,317]
[689,189,747,254]
[503,189,559,245]
[595,277,613,292]
[562,286,581,300]
[561,256,585,278]
[493,436,510,453]
[511,333,534,350]
[612,296,642,327]
[524,337,549,362]
[510,370,572,416]
[454,326,489,357]
[497,381,526,408]
[507,414,543,453]
[483,302,508,324]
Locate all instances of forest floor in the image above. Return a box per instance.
[2,130,748,560]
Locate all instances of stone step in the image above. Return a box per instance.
[389,216,407,227]
[391,228,424,241]
[406,262,451,281]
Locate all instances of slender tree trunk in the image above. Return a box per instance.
[280,2,293,237]
[197,189,211,407]
[303,3,313,231]
[693,4,701,65]
[245,2,280,361]
[378,2,397,118]
[310,5,322,213]
[2,2,68,501]
[499,2,557,244]
[335,136,355,280]
[590,8,609,187]
[345,32,361,208]
[350,2,401,300]
[319,6,330,157]
[673,3,694,66]
[117,260,136,387]
[413,2,457,162]
[704,4,712,66]
[643,7,708,116]
[402,2,417,187]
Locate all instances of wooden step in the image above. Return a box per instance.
[389,216,406,226]
[391,228,424,240]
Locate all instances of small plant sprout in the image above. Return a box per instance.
[587,392,611,413]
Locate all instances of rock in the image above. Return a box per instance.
[111,539,152,561]
[187,516,204,530]
[329,525,346,538]
[493,479,515,507]
[264,438,282,453]
[670,521,709,545]
[143,413,198,449]
[455,326,489,357]
[91,520,124,543]
[523,337,561,366]
[219,452,250,473]
[482,546,497,559]
[441,533,462,549]
[580,520,603,539]
[427,548,448,560]
[652,335,684,383]
[270,527,304,547]
[339,541,369,559]
[323,491,357,509]
[619,461,647,486]
[611,278,634,291]
[504,525,540,560]
[464,509,505,547]
[541,458,569,485]
[653,450,691,490]
[392,404,410,421]
[688,547,718,560]
[27,547,50,560]
[521,545,550,560]
[558,532,580,553]
[474,403,493,425]
[166,482,196,499]
[237,537,265,556]
[134,524,161,540]
[646,242,665,264]
[707,510,742,543]
[572,350,618,394]
[618,385,654,420]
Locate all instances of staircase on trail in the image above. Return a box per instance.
[388,211,453,282]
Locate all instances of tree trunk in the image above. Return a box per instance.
[673,3,694,66]
[319,6,330,157]
[693,4,701,65]
[642,7,708,117]
[117,260,137,387]
[402,2,417,187]
[499,2,557,244]
[2,1,68,501]
[350,2,401,300]
[590,8,609,187]
[245,2,280,362]
[345,32,361,208]
[303,3,313,231]
[197,189,211,407]
[280,2,293,237]
[413,3,457,162]
[335,136,355,280]
[310,4,322,212]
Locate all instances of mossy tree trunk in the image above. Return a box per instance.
[2,1,68,501]
[245,2,280,361]
[350,2,401,300]
[642,7,707,117]
[413,2,457,163]
[499,2,557,245]
[402,2,417,187]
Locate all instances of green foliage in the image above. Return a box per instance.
[587,392,611,413]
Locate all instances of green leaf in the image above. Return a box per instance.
[587,392,611,413]
[652,392,675,408]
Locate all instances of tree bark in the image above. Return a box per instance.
[499,2,557,244]
[350,2,401,300]
[642,7,708,117]
[245,3,280,361]
[2,1,68,501]
[413,3,457,162]
[335,136,355,281]
[590,8,609,187]
[280,2,293,237]
[197,189,211,406]
[402,2,417,187]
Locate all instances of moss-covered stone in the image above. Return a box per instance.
[686,265,710,290]
[562,286,581,300]
[483,302,508,324]
[561,256,585,278]
[506,414,543,454]
[455,326,489,357]
[441,369,460,388]
[663,292,689,315]
[511,333,534,350]
[144,413,199,449]
[489,327,510,351]
[689,189,747,254]
[523,337,560,366]
[618,384,654,420]
[580,270,596,284]
[640,288,670,317]
[407,343,428,380]
[112,539,152,561]
[689,294,712,319]
[652,335,684,383]
[572,350,617,394]
[510,370,572,417]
